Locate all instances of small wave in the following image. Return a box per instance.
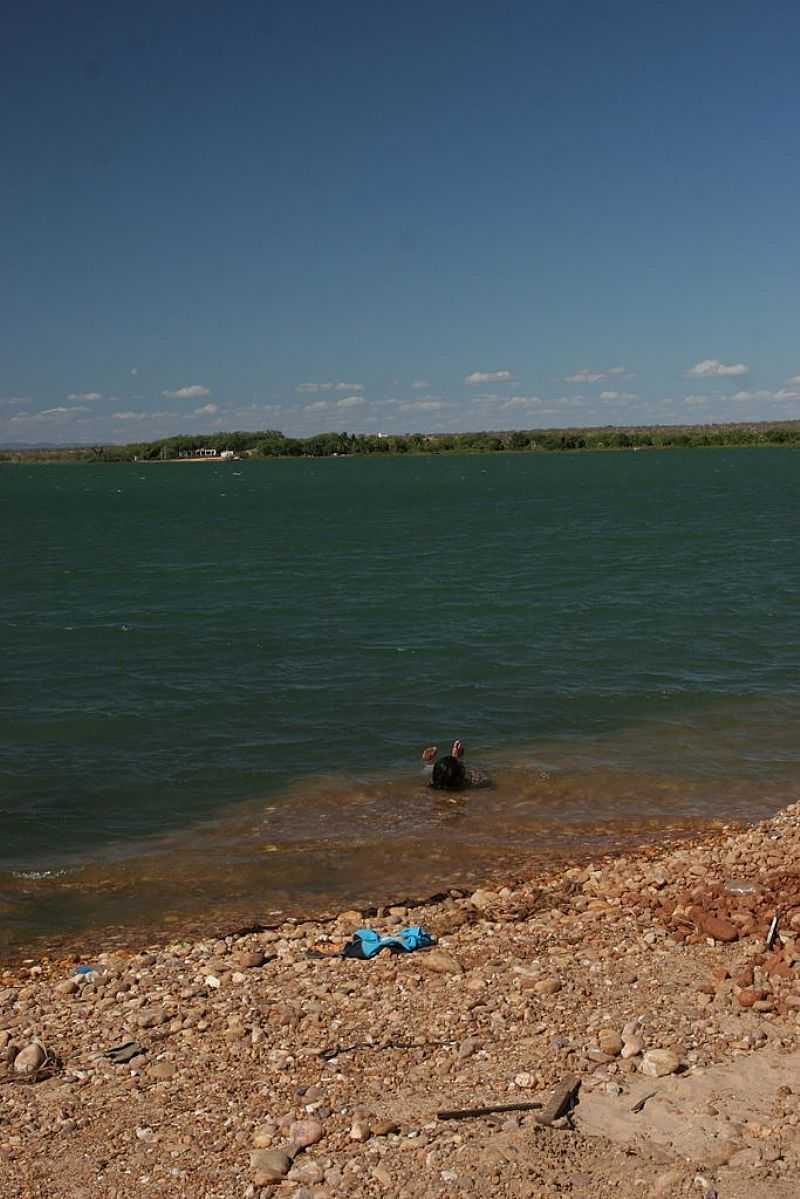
[12,869,66,880]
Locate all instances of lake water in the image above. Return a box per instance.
[2,449,799,956]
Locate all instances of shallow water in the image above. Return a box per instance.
[2,449,799,954]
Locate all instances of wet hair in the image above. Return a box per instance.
[431,754,467,791]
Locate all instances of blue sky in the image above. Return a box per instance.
[2,0,800,444]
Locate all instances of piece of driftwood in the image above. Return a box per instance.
[437,1100,543,1121]
[534,1074,581,1126]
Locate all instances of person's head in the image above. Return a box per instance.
[451,739,464,759]
[431,754,466,790]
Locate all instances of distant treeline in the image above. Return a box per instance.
[3,421,800,463]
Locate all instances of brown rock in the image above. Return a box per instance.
[234,950,266,970]
[250,1149,292,1184]
[737,987,767,1008]
[288,1119,323,1149]
[137,1006,168,1029]
[534,977,562,996]
[372,1118,400,1136]
[641,1049,681,1077]
[146,1061,176,1080]
[13,1043,46,1076]
[416,950,463,976]
[349,1118,371,1141]
[690,907,739,943]
[253,1124,275,1149]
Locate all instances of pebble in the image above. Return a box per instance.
[288,1159,324,1184]
[146,1061,176,1080]
[689,908,739,943]
[250,1148,292,1184]
[13,1043,46,1075]
[598,1029,623,1057]
[287,1119,323,1149]
[234,950,266,970]
[458,1037,480,1060]
[417,950,463,975]
[372,1118,400,1136]
[641,1049,681,1077]
[253,1124,275,1149]
[534,977,562,995]
[350,1118,372,1141]
[137,1006,168,1029]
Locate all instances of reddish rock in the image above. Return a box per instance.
[767,959,794,980]
[689,907,739,943]
[737,987,767,1008]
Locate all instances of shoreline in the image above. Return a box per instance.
[5,808,800,1196]
[0,815,738,970]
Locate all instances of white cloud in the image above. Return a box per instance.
[786,375,800,386]
[296,382,333,393]
[337,395,365,409]
[0,395,31,406]
[684,395,709,405]
[304,400,330,412]
[66,391,102,401]
[411,379,430,390]
[130,368,138,376]
[730,389,800,403]
[13,405,91,422]
[335,382,364,392]
[687,359,749,378]
[113,410,149,421]
[502,395,542,409]
[564,369,605,383]
[464,370,512,385]
[607,366,628,376]
[600,391,638,401]
[399,399,448,412]
[162,384,211,399]
[194,402,218,415]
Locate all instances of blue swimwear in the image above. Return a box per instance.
[341,925,435,959]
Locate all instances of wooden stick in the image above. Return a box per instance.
[437,1100,542,1121]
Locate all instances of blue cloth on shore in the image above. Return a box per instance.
[341,925,435,960]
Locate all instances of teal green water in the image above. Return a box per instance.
[2,450,799,954]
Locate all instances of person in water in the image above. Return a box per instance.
[422,739,486,789]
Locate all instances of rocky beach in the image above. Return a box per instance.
[5,804,800,1199]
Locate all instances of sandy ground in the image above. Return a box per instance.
[4,803,800,1199]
